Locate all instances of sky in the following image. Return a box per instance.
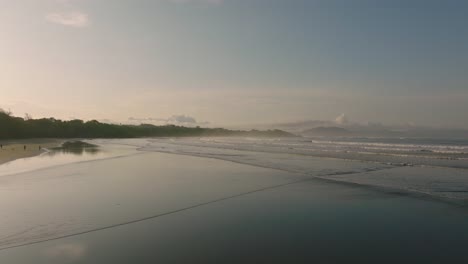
[1,0,468,128]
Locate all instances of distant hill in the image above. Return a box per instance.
[0,110,295,139]
[302,126,352,137]
[257,119,468,139]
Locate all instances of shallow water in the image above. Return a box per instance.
[149,137,468,168]
[0,143,137,177]
[1,138,468,263]
[138,137,468,201]
[0,143,299,250]
[2,175,468,263]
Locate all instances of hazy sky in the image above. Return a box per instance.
[1,0,468,128]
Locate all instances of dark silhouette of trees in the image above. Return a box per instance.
[0,109,294,139]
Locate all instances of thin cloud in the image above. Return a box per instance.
[45,11,90,28]
[128,115,209,126]
[168,115,197,124]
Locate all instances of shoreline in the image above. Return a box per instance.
[0,139,62,166]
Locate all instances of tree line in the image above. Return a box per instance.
[0,110,293,139]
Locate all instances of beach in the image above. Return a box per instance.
[0,139,62,166]
[4,1,468,262]
[0,138,468,263]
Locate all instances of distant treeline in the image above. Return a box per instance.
[0,110,294,139]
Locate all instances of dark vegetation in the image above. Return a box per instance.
[0,109,294,139]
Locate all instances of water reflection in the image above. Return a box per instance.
[42,243,88,262]
[0,141,118,177]
[49,141,101,156]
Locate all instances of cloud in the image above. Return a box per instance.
[168,115,197,124]
[335,113,349,125]
[128,115,209,126]
[128,117,167,123]
[45,11,90,28]
[43,243,87,261]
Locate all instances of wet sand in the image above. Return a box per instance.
[0,139,62,165]
[1,144,468,263]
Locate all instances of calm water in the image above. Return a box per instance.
[1,140,468,263]
[0,143,137,178]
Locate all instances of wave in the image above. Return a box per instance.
[144,137,468,169]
